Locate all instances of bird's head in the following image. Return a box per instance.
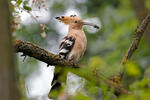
[55,15,99,29]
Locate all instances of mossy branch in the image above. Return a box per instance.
[121,14,150,65]
[104,14,150,95]
[14,39,75,67]
[109,14,150,95]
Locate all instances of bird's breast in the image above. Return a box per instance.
[68,30,87,62]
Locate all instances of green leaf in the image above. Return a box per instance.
[89,56,105,68]
[16,0,22,6]
[125,61,141,77]
[130,79,150,90]
[23,6,32,11]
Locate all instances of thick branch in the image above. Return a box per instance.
[121,14,150,65]
[14,39,75,67]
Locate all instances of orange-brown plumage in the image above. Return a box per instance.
[56,15,99,64]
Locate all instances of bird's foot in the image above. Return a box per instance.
[68,59,79,68]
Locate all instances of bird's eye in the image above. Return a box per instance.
[74,21,78,23]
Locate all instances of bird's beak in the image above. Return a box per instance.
[82,22,100,29]
[55,16,70,24]
[55,16,65,20]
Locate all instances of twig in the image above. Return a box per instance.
[93,69,131,94]
[108,14,150,96]
[121,14,150,65]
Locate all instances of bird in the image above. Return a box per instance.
[49,15,99,98]
[56,15,99,64]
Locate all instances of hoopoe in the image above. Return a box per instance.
[50,15,99,98]
[56,15,99,64]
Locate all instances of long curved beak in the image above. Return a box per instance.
[83,22,100,29]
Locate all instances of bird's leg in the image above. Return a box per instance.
[68,58,78,68]
[72,62,79,68]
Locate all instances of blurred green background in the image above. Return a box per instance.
[12,0,150,100]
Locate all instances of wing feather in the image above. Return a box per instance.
[59,36,75,59]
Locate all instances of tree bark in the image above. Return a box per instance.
[121,14,150,65]
[0,0,19,100]
[14,39,77,67]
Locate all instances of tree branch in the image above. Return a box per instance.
[110,14,150,96]
[14,39,76,67]
[121,14,150,65]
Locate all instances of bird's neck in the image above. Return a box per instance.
[68,25,83,33]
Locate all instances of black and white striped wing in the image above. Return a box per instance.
[59,36,75,59]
